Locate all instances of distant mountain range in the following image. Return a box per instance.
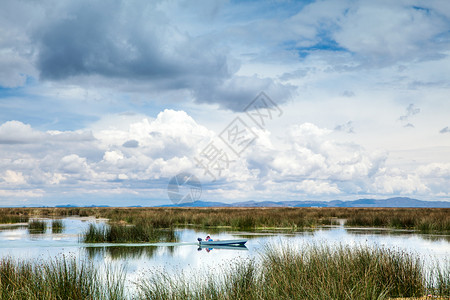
[161,197,450,208]
[2,197,449,208]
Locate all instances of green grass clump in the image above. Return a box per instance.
[28,220,46,234]
[0,256,124,300]
[51,219,64,234]
[81,223,178,243]
[137,244,435,300]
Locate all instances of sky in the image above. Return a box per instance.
[0,0,449,207]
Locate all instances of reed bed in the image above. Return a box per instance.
[51,219,64,234]
[0,213,29,224]
[81,223,178,243]
[2,207,449,233]
[0,256,124,300]
[27,219,46,233]
[137,244,449,300]
[0,244,448,299]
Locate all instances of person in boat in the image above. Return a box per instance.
[205,235,213,241]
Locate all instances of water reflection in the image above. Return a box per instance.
[86,245,160,260]
[347,228,450,242]
[0,217,448,275]
[51,219,65,234]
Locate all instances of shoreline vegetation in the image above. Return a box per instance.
[82,223,178,243]
[0,244,448,299]
[0,207,448,233]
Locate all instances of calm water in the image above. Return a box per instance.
[1,217,449,290]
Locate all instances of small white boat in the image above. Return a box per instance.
[197,238,247,246]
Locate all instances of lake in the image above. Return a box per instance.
[1,216,449,293]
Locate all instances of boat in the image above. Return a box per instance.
[198,244,248,251]
[197,238,247,246]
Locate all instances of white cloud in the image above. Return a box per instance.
[295,180,340,195]
[1,170,26,185]
[0,110,448,203]
[0,121,44,144]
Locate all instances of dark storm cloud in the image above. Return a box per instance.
[32,0,293,111]
[36,1,229,81]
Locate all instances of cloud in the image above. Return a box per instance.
[1,1,450,203]
[122,140,139,148]
[295,180,340,195]
[0,0,295,111]
[0,110,448,203]
[0,1,38,88]
[29,0,292,111]
[0,121,45,144]
[333,2,448,64]
[341,90,355,97]
[1,170,26,185]
[398,103,420,126]
[440,126,450,134]
[334,121,354,133]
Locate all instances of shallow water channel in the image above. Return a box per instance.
[1,217,449,293]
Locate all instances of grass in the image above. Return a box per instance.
[0,213,29,224]
[0,244,448,299]
[51,219,64,234]
[1,207,449,233]
[137,244,449,300]
[81,223,178,243]
[0,256,124,300]
[28,219,46,234]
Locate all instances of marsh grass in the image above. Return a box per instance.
[2,207,449,233]
[28,219,46,234]
[427,261,450,297]
[0,213,29,224]
[0,244,448,299]
[51,219,64,234]
[82,223,178,243]
[0,256,124,300]
[137,244,441,300]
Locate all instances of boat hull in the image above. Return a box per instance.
[198,244,248,250]
[198,239,247,246]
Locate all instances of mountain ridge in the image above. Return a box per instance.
[160,197,450,208]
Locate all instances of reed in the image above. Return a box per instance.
[51,219,64,234]
[2,207,449,233]
[0,213,29,224]
[0,256,124,300]
[427,261,450,297]
[0,244,447,299]
[136,244,442,300]
[28,219,46,233]
[81,223,178,243]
